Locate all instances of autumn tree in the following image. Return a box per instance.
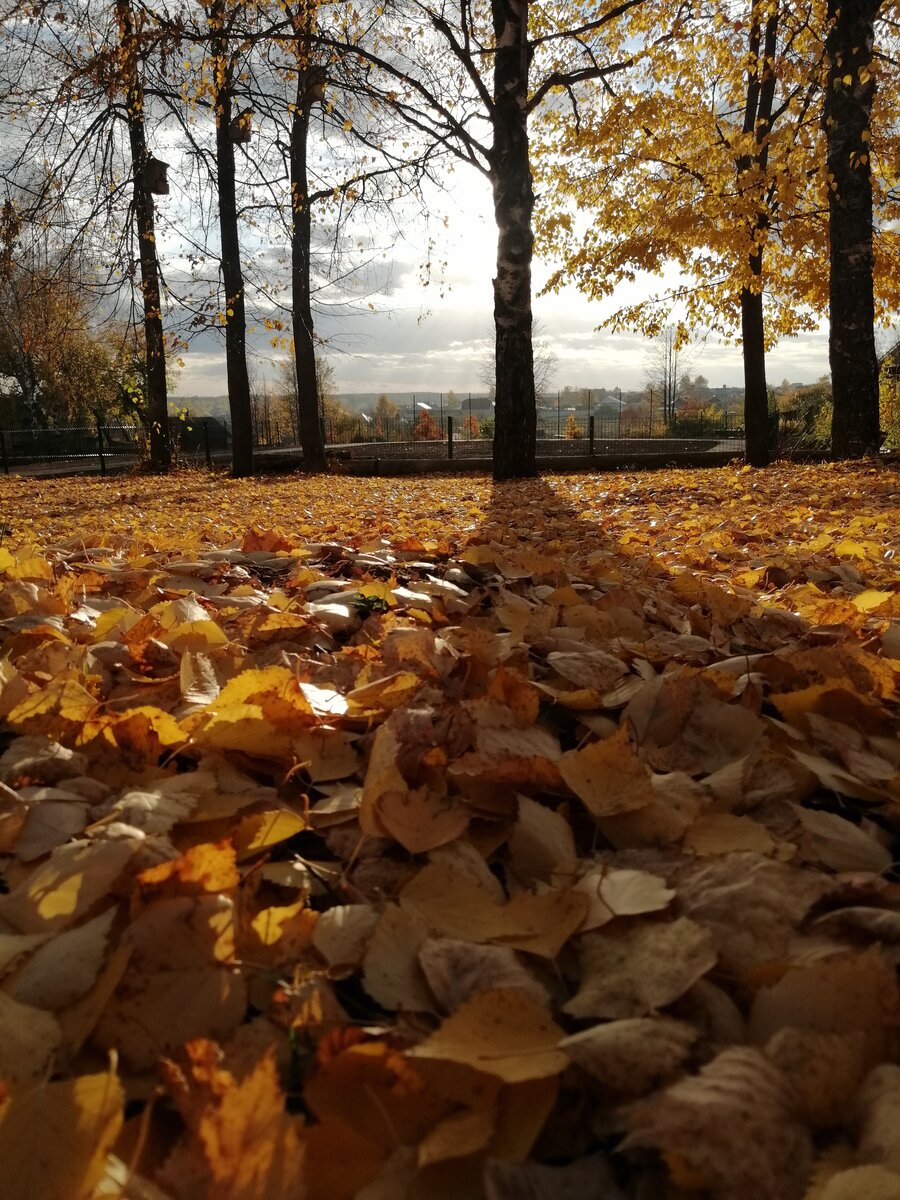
[322,0,641,480]
[414,406,442,439]
[538,1,900,466]
[374,392,398,436]
[0,0,177,459]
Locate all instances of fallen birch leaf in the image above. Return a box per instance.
[7,907,116,1010]
[564,917,716,1019]
[159,1039,305,1200]
[0,837,139,934]
[625,1048,812,1200]
[0,1063,124,1200]
[0,990,61,1090]
[561,1016,697,1093]
[558,726,656,817]
[418,937,550,1013]
[408,987,568,1083]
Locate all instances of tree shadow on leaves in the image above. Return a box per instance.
[474,474,613,572]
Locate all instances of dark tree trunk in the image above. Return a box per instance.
[825,0,882,458]
[116,0,171,472]
[490,0,536,481]
[737,11,778,468]
[741,286,769,465]
[290,66,327,473]
[210,0,253,476]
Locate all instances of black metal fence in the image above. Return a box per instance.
[319,412,746,461]
[0,408,749,473]
[0,418,230,474]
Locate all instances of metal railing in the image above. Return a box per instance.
[0,418,230,474]
[0,407,753,473]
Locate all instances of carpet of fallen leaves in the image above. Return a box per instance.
[0,460,899,1200]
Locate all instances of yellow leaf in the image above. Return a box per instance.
[0,1064,123,1200]
[408,987,567,1083]
[233,808,306,857]
[558,726,656,817]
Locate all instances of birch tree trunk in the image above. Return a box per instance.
[825,0,882,458]
[116,0,171,472]
[290,66,327,473]
[490,0,537,481]
[210,0,254,476]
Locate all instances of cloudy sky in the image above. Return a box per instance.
[169,171,832,399]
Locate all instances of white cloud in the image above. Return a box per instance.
[170,169,830,397]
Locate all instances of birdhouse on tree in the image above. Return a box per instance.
[230,109,253,144]
[142,157,169,195]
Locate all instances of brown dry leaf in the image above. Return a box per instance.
[399,861,588,958]
[816,1167,900,1200]
[0,931,50,976]
[418,1100,497,1167]
[489,1075,559,1162]
[418,937,550,1013]
[0,1062,124,1200]
[558,725,656,817]
[180,649,223,706]
[625,1047,812,1200]
[159,1039,305,1200]
[407,987,568,1083]
[484,1155,626,1200]
[748,948,900,1064]
[360,723,406,836]
[795,805,893,874]
[626,672,765,775]
[561,1016,697,1093]
[684,811,776,857]
[362,904,434,1012]
[305,1039,451,1152]
[378,785,470,853]
[312,904,380,971]
[303,1116,387,1200]
[791,748,890,804]
[93,895,247,1069]
[564,917,716,1019]
[574,867,675,930]
[856,1065,900,1175]
[676,853,832,974]
[766,1028,867,1128]
[14,797,88,861]
[398,860,528,943]
[0,990,62,1090]
[0,837,139,934]
[6,907,116,1010]
[508,794,577,884]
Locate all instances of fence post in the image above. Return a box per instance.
[447,415,454,460]
[204,419,212,467]
[96,415,106,476]
[320,418,327,447]
[589,415,595,456]
[0,431,7,476]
